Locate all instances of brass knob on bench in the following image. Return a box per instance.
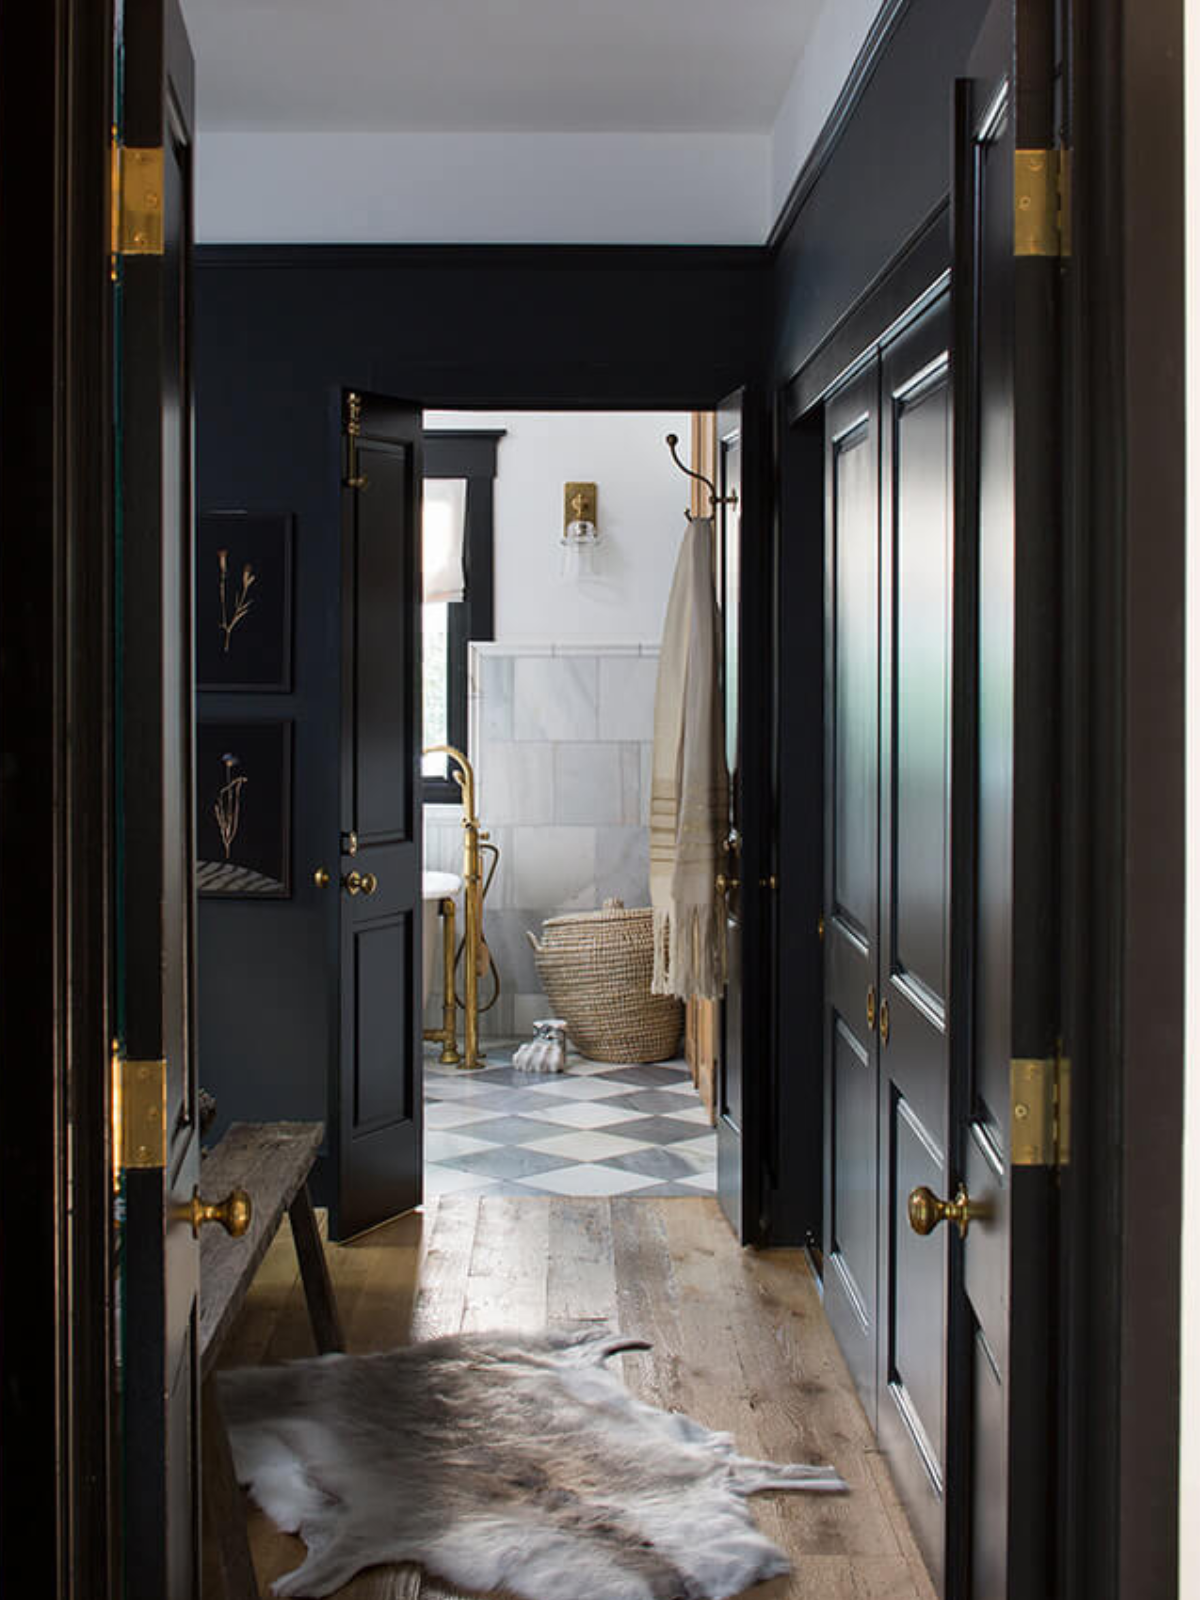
[183,1185,252,1239]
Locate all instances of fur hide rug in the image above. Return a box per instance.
[218,1326,846,1600]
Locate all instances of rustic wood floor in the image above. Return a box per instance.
[206,1197,936,1600]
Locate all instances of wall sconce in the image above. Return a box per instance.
[562,482,599,579]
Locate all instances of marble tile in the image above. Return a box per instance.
[481,908,543,995]
[516,1074,630,1100]
[603,1114,707,1146]
[477,741,554,826]
[598,1145,702,1182]
[678,1171,719,1190]
[459,1115,569,1145]
[553,641,639,657]
[477,654,514,744]
[448,1144,567,1181]
[424,1130,501,1163]
[424,1102,500,1130]
[518,1164,653,1197]
[662,1104,713,1126]
[522,1129,652,1162]
[602,1088,699,1115]
[598,655,659,742]
[595,826,650,908]
[424,1165,505,1198]
[512,991,552,1035]
[667,1135,718,1169]
[513,656,598,742]
[507,826,597,911]
[520,1099,638,1130]
[555,744,623,826]
[602,1064,692,1086]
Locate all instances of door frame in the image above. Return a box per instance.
[0,0,120,1595]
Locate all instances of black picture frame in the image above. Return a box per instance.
[196,720,292,898]
[196,510,294,691]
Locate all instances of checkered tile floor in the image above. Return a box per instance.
[423,1042,717,1199]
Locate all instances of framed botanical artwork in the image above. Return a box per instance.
[196,510,294,691]
[196,720,292,897]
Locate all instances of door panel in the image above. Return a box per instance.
[715,389,771,1243]
[876,297,953,1586]
[334,392,424,1239]
[117,2,199,1595]
[822,362,880,1422]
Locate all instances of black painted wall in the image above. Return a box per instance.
[193,246,771,1158]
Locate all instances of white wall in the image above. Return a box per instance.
[424,409,693,643]
[1183,0,1200,1579]
[197,132,769,246]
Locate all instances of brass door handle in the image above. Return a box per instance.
[343,870,378,896]
[182,1186,252,1239]
[907,1182,984,1241]
[867,985,876,1031]
[715,873,740,896]
[879,997,890,1047]
[313,867,331,887]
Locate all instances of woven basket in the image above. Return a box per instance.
[527,900,682,1064]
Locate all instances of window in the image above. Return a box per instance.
[421,430,502,802]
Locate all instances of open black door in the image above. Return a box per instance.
[715,388,772,1244]
[331,390,424,1239]
[940,2,1062,1593]
[115,1,202,1595]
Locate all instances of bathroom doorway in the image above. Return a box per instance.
[417,407,733,1207]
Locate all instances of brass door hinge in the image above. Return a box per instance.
[111,138,165,263]
[1010,1049,1071,1168]
[113,1049,168,1171]
[1014,148,1071,258]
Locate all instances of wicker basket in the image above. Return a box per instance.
[527,900,682,1064]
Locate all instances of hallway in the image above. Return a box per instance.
[208,1197,936,1599]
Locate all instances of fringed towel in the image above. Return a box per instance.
[650,516,729,1000]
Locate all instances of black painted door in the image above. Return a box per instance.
[876,297,955,1584]
[116,1,200,1594]
[332,391,424,1239]
[821,293,955,1583]
[821,360,882,1425]
[715,389,770,1244]
[947,3,1060,1593]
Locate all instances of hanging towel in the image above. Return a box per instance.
[649,516,728,1001]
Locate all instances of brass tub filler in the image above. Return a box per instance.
[422,745,500,1069]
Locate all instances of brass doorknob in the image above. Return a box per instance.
[343,870,378,896]
[715,873,740,896]
[313,867,331,887]
[182,1186,252,1239]
[907,1182,982,1241]
[866,985,876,1031]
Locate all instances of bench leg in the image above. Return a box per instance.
[289,1183,345,1354]
[202,1376,260,1600]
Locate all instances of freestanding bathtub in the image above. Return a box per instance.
[422,871,462,1006]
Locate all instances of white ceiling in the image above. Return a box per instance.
[184,0,824,134]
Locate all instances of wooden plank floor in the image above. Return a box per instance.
[205,1198,936,1600]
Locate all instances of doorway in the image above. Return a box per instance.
[416,407,720,1204]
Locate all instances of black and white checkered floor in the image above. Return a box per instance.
[424,1042,717,1199]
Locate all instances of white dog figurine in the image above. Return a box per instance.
[513,1019,567,1074]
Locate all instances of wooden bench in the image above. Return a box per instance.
[199,1121,345,1600]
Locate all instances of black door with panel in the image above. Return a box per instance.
[117,1,201,1594]
[715,389,772,1244]
[332,391,424,1240]
[876,299,955,1584]
[822,360,883,1425]
[821,292,955,1579]
[946,3,1061,1593]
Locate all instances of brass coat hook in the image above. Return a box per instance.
[665,432,739,520]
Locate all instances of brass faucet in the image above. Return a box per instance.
[423,745,488,1069]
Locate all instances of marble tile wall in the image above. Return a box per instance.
[423,643,659,1040]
